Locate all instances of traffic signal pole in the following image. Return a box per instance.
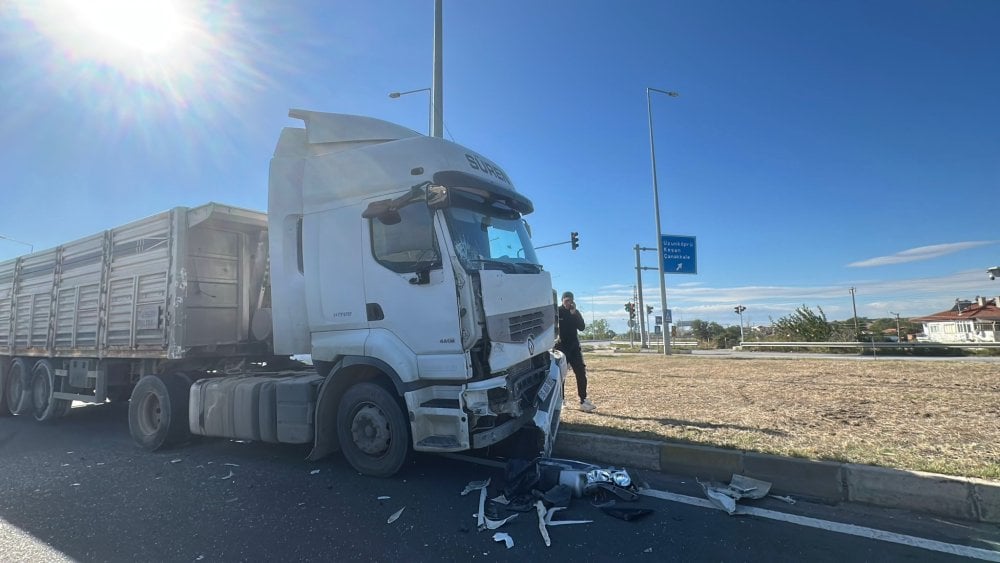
[634,245,647,348]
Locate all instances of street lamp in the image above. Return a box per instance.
[646,87,679,355]
[0,234,33,254]
[388,88,432,136]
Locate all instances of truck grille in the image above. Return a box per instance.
[509,311,544,342]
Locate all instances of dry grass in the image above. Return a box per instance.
[559,353,1000,481]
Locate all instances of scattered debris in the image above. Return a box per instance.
[476,487,487,530]
[481,513,518,531]
[461,478,491,496]
[71,483,80,487]
[490,494,510,505]
[61,463,70,467]
[600,506,654,522]
[310,469,321,475]
[221,470,234,480]
[644,547,653,553]
[224,463,240,467]
[224,498,239,503]
[535,500,592,547]
[492,532,514,549]
[769,494,796,505]
[171,459,183,464]
[698,474,772,515]
[387,507,405,524]
[195,555,205,561]
[377,496,391,501]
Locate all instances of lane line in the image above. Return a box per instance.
[639,489,1000,562]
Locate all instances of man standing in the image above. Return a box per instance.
[556,291,596,412]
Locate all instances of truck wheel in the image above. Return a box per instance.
[0,357,11,417]
[336,382,410,477]
[128,374,191,450]
[31,359,69,422]
[6,358,33,416]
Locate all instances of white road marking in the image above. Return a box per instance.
[640,489,1000,561]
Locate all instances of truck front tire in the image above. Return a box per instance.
[336,382,410,477]
[128,374,191,450]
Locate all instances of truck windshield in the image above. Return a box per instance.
[443,198,541,274]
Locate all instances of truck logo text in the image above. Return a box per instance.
[465,153,511,185]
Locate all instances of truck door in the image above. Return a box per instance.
[362,201,465,379]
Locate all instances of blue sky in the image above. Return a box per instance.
[1,0,998,333]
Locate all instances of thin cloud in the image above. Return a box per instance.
[847,241,996,268]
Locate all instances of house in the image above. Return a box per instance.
[911,297,1000,343]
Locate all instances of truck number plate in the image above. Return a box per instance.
[537,378,555,403]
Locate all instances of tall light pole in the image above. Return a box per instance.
[734,305,746,342]
[849,287,860,338]
[388,88,432,135]
[431,0,443,138]
[646,87,679,355]
[889,311,901,341]
[0,235,33,254]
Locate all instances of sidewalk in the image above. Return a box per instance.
[553,429,1000,524]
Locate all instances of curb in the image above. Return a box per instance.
[553,430,1000,524]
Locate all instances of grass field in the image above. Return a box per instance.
[558,353,1000,481]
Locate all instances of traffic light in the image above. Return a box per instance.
[624,302,636,321]
[570,231,579,250]
[646,305,653,315]
[734,305,746,314]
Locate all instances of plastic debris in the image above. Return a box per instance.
[224,463,240,467]
[310,469,321,475]
[387,507,405,524]
[492,532,514,549]
[482,513,518,531]
[476,487,488,530]
[171,459,183,464]
[644,547,653,553]
[600,506,654,522]
[491,494,510,505]
[770,494,796,504]
[221,470,234,480]
[377,496,391,500]
[535,500,592,547]
[461,478,491,496]
[699,474,772,515]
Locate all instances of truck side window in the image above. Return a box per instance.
[370,203,440,273]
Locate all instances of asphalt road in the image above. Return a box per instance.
[1,403,996,562]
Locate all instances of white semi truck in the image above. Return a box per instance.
[0,110,565,476]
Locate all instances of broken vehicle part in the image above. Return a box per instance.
[492,532,514,549]
[535,500,592,547]
[461,478,491,496]
[600,506,654,522]
[699,474,773,515]
[386,507,405,524]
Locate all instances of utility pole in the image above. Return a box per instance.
[849,287,860,339]
[889,311,901,341]
[634,245,647,347]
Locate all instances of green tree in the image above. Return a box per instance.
[770,305,833,342]
[580,318,615,340]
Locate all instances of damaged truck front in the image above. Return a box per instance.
[272,110,567,475]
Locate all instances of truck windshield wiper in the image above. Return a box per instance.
[466,258,517,273]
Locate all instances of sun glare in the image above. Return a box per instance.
[73,0,185,54]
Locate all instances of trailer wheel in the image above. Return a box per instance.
[128,374,191,450]
[31,359,69,422]
[336,382,410,477]
[5,358,33,416]
[0,357,11,417]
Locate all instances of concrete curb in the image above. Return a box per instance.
[553,431,1000,524]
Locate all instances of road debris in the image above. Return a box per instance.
[492,532,514,549]
[310,469,321,475]
[387,507,405,524]
[769,494,796,504]
[224,463,240,467]
[600,505,654,522]
[171,459,183,464]
[220,470,234,480]
[377,496,391,501]
[698,474,772,515]
[461,478,491,496]
[535,500,592,547]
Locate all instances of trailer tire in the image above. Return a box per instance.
[128,374,190,450]
[336,382,410,477]
[31,359,69,423]
[0,357,12,417]
[6,358,33,416]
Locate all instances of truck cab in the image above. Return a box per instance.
[268,110,564,475]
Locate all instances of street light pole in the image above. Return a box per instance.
[646,87,679,355]
[431,0,443,138]
[0,234,33,254]
[388,88,432,136]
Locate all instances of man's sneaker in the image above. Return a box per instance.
[580,399,596,412]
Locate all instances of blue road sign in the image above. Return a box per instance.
[662,235,697,274]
